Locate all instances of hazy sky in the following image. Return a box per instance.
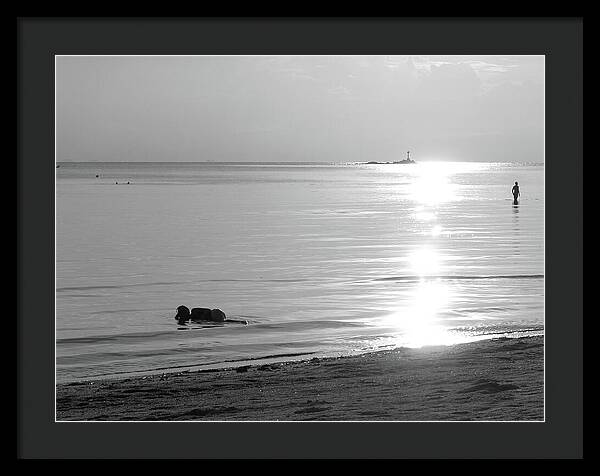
[56,55,544,163]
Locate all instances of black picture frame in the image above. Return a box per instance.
[17,17,582,459]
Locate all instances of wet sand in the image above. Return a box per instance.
[56,336,543,421]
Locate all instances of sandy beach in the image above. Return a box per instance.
[56,336,543,421]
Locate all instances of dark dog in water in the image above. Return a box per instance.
[175,305,248,325]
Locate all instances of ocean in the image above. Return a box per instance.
[56,161,544,383]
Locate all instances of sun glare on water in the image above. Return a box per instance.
[409,162,459,205]
[377,246,463,348]
[408,246,442,276]
[376,161,487,348]
[380,280,461,347]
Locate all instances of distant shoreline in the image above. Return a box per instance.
[55,161,545,166]
[365,160,415,164]
[56,335,543,421]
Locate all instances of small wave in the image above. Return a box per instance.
[88,308,156,316]
[194,278,311,283]
[473,327,544,338]
[447,306,513,315]
[57,330,177,345]
[56,319,359,345]
[247,320,362,332]
[374,274,544,282]
[57,281,184,292]
[57,279,313,292]
[68,351,318,380]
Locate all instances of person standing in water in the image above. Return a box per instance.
[512,181,520,205]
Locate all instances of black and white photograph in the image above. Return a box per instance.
[53,54,546,422]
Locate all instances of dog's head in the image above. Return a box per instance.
[175,305,191,323]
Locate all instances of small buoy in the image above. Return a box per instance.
[95,174,99,178]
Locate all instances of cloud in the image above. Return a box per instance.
[416,62,483,100]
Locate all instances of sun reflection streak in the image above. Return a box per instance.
[381,243,469,347]
[409,162,458,205]
[375,162,494,348]
[408,246,442,276]
[413,209,437,221]
[382,280,461,348]
[430,224,443,237]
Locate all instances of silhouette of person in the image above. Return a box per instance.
[512,181,520,205]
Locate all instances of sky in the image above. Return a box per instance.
[56,55,544,163]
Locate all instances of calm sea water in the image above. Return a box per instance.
[56,162,544,383]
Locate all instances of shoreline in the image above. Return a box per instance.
[56,335,543,421]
